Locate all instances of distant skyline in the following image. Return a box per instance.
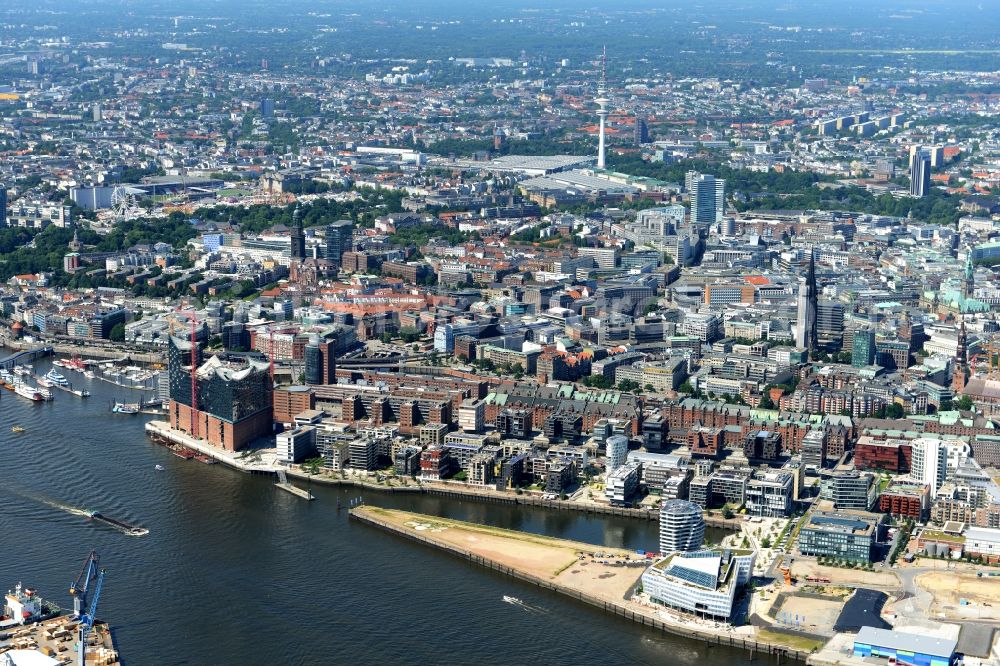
[6,0,998,82]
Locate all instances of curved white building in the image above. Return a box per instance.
[659,499,705,554]
[605,434,629,475]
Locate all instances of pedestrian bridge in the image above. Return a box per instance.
[0,346,53,370]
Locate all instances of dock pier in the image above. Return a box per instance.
[275,469,315,500]
[32,373,88,398]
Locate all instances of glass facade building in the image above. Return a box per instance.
[797,511,879,563]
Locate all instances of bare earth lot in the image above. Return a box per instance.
[360,506,644,602]
[790,560,898,588]
[916,572,1000,622]
[773,594,844,635]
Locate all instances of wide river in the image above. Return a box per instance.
[1,352,774,665]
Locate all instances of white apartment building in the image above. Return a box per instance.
[659,499,705,553]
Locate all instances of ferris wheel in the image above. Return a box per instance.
[110,185,141,223]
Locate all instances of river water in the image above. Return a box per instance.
[0,352,771,665]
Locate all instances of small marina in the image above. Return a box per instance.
[52,356,160,392]
[1,354,160,404]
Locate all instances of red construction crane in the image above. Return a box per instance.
[269,328,275,385]
[190,314,199,439]
[171,304,201,439]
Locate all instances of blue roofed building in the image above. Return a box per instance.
[852,627,956,666]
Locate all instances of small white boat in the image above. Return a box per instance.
[502,595,522,604]
[155,464,165,471]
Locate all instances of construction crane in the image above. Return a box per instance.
[170,304,201,438]
[69,550,107,666]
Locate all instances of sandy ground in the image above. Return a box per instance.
[360,506,646,601]
[916,572,1000,621]
[789,560,898,588]
[357,507,826,650]
[772,594,844,635]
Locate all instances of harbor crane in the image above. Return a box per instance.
[69,550,107,666]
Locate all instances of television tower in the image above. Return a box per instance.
[595,46,609,170]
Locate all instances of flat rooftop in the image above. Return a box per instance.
[430,154,594,175]
[855,626,957,658]
[520,169,640,195]
[805,511,878,536]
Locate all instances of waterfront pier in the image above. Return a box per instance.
[275,469,315,500]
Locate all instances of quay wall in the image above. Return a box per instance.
[350,508,808,664]
[285,470,741,528]
[1,335,164,364]
[145,422,744,529]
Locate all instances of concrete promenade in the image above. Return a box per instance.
[144,420,280,473]
[284,469,743,527]
[351,505,810,664]
[143,422,747,530]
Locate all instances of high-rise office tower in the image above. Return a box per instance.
[325,219,354,268]
[304,334,336,385]
[852,326,876,368]
[289,203,306,260]
[689,174,725,227]
[816,300,845,351]
[795,251,818,354]
[909,147,931,197]
[634,115,649,145]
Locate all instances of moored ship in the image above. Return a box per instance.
[14,383,44,401]
[45,370,69,386]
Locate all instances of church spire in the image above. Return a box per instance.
[796,249,818,356]
[289,203,305,260]
[963,252,974,300]
[953,320,969,393]
[807,248,817,292]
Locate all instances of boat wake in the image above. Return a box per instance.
[502,595,548,615]
[9,486,92,518]
[48,501,91,518]
[7,486,148,535]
